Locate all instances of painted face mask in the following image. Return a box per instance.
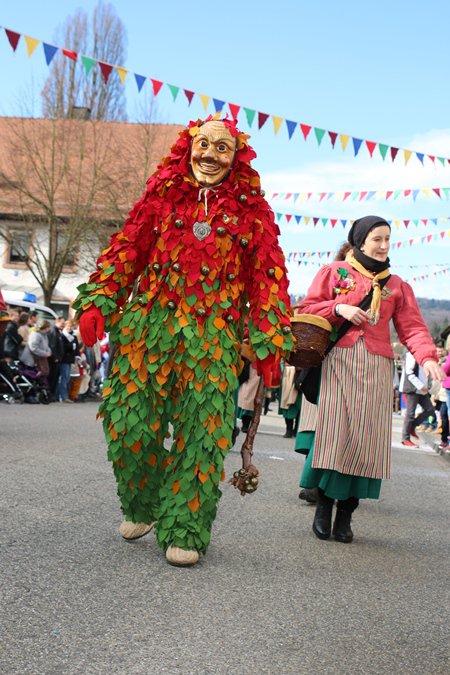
[190,120,236,186]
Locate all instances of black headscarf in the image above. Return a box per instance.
[347,215,391,273]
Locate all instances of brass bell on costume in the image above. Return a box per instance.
[226,273,235,281]
[225,314,234,323]
[172,262,181,272]
[174,219,184,229]
[239,194,247,202]
[267,268,275,277]
[216,226,227,236]
[196,307,206,317]
[167,300,176,311]
[201,265,210,275]
[222,214,230,224]
[240,238,249,248]
[152,263,161,272]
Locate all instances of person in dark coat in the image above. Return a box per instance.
[47,316,65,400]
[56,319,80,403]
[3,309,23,361]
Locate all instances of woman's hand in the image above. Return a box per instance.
[337,304,370,326]
[422,360,445,382]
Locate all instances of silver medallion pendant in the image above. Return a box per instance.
[192,221,211,241]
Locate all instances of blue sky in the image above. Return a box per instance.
[1,0,450,298]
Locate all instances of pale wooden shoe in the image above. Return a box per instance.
[165,545,199,567]
[119,520,157,541]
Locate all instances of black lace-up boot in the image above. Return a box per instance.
[312,489,334,540]
[333,497,359,543]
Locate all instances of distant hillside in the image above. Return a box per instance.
[416,298,450,339]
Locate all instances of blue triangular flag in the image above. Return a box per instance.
[43,43,58,66]
[286,120,297,140]
[295,215,301,224]
[134,74,146,92]
[352,137,363,156]
[213,98,225,113]
[412,190,419,201]
[367,191,376,200]
[416,152,424,164]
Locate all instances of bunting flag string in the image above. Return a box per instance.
[2,24,450,168]
[292,260,450,269]
[274,212,450,229]
[286,229,450,261]
[268,186,450,204]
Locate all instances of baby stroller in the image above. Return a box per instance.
[15,360,51,404]
[0,360,25,404]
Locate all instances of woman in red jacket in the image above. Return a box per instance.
[295,215,442,543]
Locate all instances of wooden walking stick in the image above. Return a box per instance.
[230,376,264,496]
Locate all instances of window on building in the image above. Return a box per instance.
[56,231,78,271]
[6,229,32,265]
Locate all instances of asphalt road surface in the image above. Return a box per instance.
[1,402,449,675]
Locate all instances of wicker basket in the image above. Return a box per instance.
[289,314,332,368]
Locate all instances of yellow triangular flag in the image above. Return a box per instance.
[304,216,310,225]
[339,134,350,151]
[394,220,401,229]
[404,150,412,165]
[199,94,210,112]
[272,116,283,135]
[24,36,39,57]
[422,188,431,198]
[116,67,128,84]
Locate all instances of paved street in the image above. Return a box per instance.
[1,401,449,675]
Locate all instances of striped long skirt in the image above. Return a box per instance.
[299,340,394,499]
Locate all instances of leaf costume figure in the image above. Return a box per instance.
[74,117,294,566]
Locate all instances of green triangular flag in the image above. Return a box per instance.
[276,213,282,222]
[168,84,179,101]
[314,128,326,145]
[437,157,446,166]
[81,55,96,75]
[243,107,256,127]
[442,187,450,199]
[378,144,388,160]
[393,190,401,199]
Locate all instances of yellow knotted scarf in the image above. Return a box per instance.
[347,254,390,324]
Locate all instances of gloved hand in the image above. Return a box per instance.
[256,353,278,388]
[79,306,106,347]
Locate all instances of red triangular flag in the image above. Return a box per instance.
[359,191,367,201]
[427,234,432,242]
[229,103,240,120]
[366,141,377,157]
[330,219,337,228]
[62,49,77,61]
[313,218,319,225]
[440,231,446,238]
[428,155,436,164]
[328,131,338,148]
[433,188,441,198]
[343,192,351,200]
[5,29,21,51]
[404,220,409,227]
[300,124,312,140]
[98,62,113,83]
[286,214,292,223]
[258,112,269,129]
[151,79,163,96]
[386,191,393,200]
[184,89,194,105]
[390,147,399,161]
[404,190,411,196]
